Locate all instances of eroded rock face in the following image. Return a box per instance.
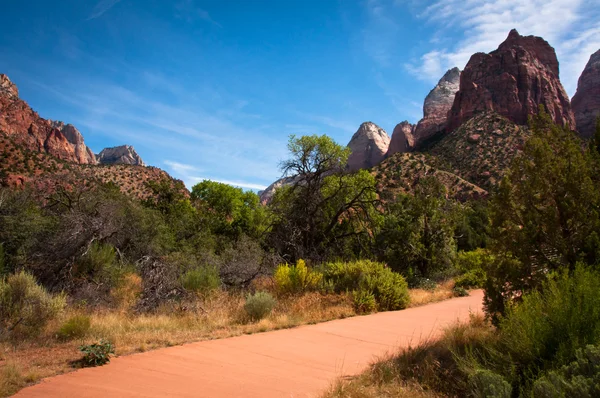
[258,175,300,204]
[386,121,415,156]
[347,122,390,171]
[414,67,461,145]
[572,49,600,139]
[97,145,145,166]
[0,74,97,164]
[50,121,96,164]
[447,29,575,132]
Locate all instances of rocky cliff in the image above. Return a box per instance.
[0,74,96,164]
[447,29,575,132]
[386,121,415,157]
[50,121,96,164]
[97,145,145,166]
[413,67,461,145]
[347,122,390,171]
[572,49,600,139]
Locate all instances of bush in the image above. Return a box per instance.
[274,259,322,295]
[352,289,376,314]
[532,345,600,398]
[244,291,276,321]
[110,273,142,311]
[468,369,511,398]
[57,315,91,340]
[453,286,469,297]
[79,339,115,367]
[455,269,487,289]
[78,242,116,277]
[180,266,221,295]
[323,260,409,312]
[0,271,66,338]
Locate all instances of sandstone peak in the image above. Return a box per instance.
[50,121,96,164]
[572,49,600,139]
[447,30,575,131]
[97,145,145,166]
[347,122,390,171]
[0,74,19,98]
[386,121,415,157]
[412,67,461,147]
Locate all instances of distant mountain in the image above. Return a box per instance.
[97,145,145,166]
[572,49,600,139]
[347,122,390,171]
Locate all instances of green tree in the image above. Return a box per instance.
[486,107,600,318]
[269,135,379,261]
[375,177,456,278]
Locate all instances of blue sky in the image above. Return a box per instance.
[1,0,599,190]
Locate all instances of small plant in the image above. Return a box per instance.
[453,286,469,297]
[244,291,276,321]
[468,369,511,398]
[180,266,221,295]
[455,269,486,289]
[58,315,91,341]
[79,340,115,367]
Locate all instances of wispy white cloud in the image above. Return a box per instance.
[404,0,600,96]
[87,0,122,20]
[175,0,222,27]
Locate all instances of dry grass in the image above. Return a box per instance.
[322,315,495,398]
[0,283,457,397]
[408,280,455,307]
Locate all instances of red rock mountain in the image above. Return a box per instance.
[386,121,415,157]
[0,74,96,164]
[572,49,600,139]
[447,29,575,132]
[414,67,461,146]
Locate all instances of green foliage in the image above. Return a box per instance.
[453,286,469,297]
[180,266,221,295]
[455,269,486,289]
[468,369,511,398]
[273,259,323,295]
[269,135,379,261]
[488,108,600,317]
[352,288,377,314]
[0,244,5,276]
[376,177,456,278]
[454,249,490,289]
[244,291,277,321]
[78,242,116,278]
[79,340,115,367]
[533,345,600,398]
[57,315,91,341]
[0,271,65,338]
[323,260,409,311]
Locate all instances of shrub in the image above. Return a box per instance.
[78,242,116,277]
[57,315,91,341]
[455,269,487,289]
[455,249,494,273]
[453,286,469,297]
[273,259,322,295]
[468,369,511,398]
[110,273,142,311]
[532,345,600,398]
[244,291,276,321]
[352,289,376,314]
[79,340,115,367]
[180,266,221,295]
[0,271,66,338]
[323,260,409,312]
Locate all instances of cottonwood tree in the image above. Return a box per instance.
[268,134,380,261]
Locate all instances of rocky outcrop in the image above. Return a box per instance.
[447,29,575,132]
[0,74,96,164]
[572,49,600,139]
[258,175,300,204]
[386,121,415,157]
[347,122,390,171]
[50,121,96,164]
[414,67,461,145]
[97,145,145,166]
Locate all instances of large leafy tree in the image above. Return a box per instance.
[485,108,600,318]
[268,134,380,261]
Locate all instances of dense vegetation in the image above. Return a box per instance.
[2,107,600,397]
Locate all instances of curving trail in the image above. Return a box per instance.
[15,290,484,398]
